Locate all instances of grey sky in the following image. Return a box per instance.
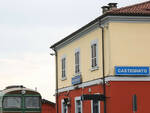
[0,0,148,102]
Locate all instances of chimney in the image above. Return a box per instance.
[101,6,110,14]
[108,3,117,10]
[101,3,117,14]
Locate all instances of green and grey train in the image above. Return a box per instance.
[0,86,41,113]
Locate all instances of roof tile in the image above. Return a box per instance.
[107,1,150,16]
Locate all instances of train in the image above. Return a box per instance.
[0,85,41,113]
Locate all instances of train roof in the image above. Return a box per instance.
[0,86,41,108]
[0,85,40,97]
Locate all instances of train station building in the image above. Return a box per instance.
[51,1,150,113]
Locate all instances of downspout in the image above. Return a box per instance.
[99,19,106,113]
[54,49,59,113]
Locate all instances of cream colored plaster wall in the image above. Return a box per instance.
[104,25,111,76]
[57,28,103,89]
[56,22,150,89]
[109,22,150,75]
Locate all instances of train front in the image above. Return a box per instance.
[0,86,41,113]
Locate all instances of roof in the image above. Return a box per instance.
[50,1,150,49]
[104,0,150,16]
[0,86,40,97]
[42,99,55,105]
[0,86,41,108]
[50,17,99,49]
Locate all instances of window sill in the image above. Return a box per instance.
[61,77,67,81]
[91,66,99,71]
[74,72,81,76]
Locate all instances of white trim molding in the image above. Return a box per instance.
[101,16,150,26]
[75,48,80,53]
[58,78,103,93]
[105,76,150,82]
[57,76,150,94]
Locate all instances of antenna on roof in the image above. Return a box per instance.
[35,87,37,91]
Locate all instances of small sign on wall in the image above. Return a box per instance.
[115,66,150,76]
[72,75,81,85]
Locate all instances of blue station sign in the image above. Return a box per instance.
[115,66,150,76]
[72,75,81,85]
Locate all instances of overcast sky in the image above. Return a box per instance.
[0,0,148,102]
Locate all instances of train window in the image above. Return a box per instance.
[25,97,40,108]
[3,97,21,108]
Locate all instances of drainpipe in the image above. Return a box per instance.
[52,49,58,113]
[55,50,59,113]
[99,19,106,113]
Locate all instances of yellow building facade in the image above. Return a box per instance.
[57,27,102,88]
[52,21,150,89]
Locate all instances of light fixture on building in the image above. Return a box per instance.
[21,90,26,94]
[64,97,71,106]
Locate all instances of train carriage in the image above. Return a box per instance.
[0,86,41,113]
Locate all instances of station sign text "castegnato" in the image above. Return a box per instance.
[115,66,150,76]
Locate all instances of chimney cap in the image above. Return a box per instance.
[101,6,110,14]
[101,3,118,14]
[108,3,117,7]
[101,6,110,9]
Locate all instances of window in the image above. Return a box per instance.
[3,97,21,108]
[61,56,66,79]
[61,99,68,113]
[75,97,82,113]
[25,96,40,108]
[91,44,97,67]
[91,100,100,113]
[75,48,80,74]
[91,39,98,70]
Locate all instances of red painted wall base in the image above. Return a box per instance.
[58,81,150,113]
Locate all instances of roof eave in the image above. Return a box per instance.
[50,12,150,50]
[50,17,100,50]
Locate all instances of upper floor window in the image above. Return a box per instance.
[61,55,66,80]
[3,96,21,108]
[91,39,98,70]
[75,97,82,113]
[75,48,80,74]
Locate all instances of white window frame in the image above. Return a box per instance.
[91,39,99,71]
[91,100,100,113]
[61,55,67,80]
[61,99,68,113]
[75,96,82,113]
[75,48,81,75]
